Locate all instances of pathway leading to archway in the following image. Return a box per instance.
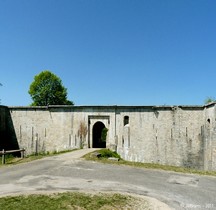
[0,149,216,209]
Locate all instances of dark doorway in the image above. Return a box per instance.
[93,121,106,148]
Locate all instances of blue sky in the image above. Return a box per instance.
[0,0,215,106]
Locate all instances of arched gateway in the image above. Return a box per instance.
[92,121,106,148]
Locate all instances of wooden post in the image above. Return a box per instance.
[21,149,24,159]
[2,149,5,165]
[35,139,38,155]
[35,133,38,156]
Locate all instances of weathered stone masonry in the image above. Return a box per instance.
[0,103,216,171]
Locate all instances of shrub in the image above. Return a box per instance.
[101,128,108,142]
[99,149,121,159]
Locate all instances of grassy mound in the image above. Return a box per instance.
[0,192,138,210]
[99,149,121,159]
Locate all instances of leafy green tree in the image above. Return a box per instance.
[204,97,216,104]
[29,71,74,106]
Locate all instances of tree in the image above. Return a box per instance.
[204,97,216,104]
[29,70,74,106]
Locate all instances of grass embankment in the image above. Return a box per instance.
[2,148,216,176]
[0,150,76,166]
[0,192,145,210]
[84,149,216,177]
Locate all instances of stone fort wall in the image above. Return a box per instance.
[1,104,216,171]
[0,106,7,150]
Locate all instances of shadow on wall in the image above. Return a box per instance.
[0,107,19,152]
[182,129,204,170]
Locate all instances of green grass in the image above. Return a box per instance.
[0,154,18,165]
[84,149,216,177]
[0,149,77,166]
[0,192,137,210]
[2,148,216,177]
[97,148,121,159]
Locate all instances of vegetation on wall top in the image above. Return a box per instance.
[204,97,216,104]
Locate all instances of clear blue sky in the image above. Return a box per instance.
[0,0,215,106]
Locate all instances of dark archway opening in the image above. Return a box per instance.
[93,121,106,148]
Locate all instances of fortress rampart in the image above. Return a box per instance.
[0,104,216,171]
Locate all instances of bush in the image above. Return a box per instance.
[101,128,108,142]
[99,149,121,159]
